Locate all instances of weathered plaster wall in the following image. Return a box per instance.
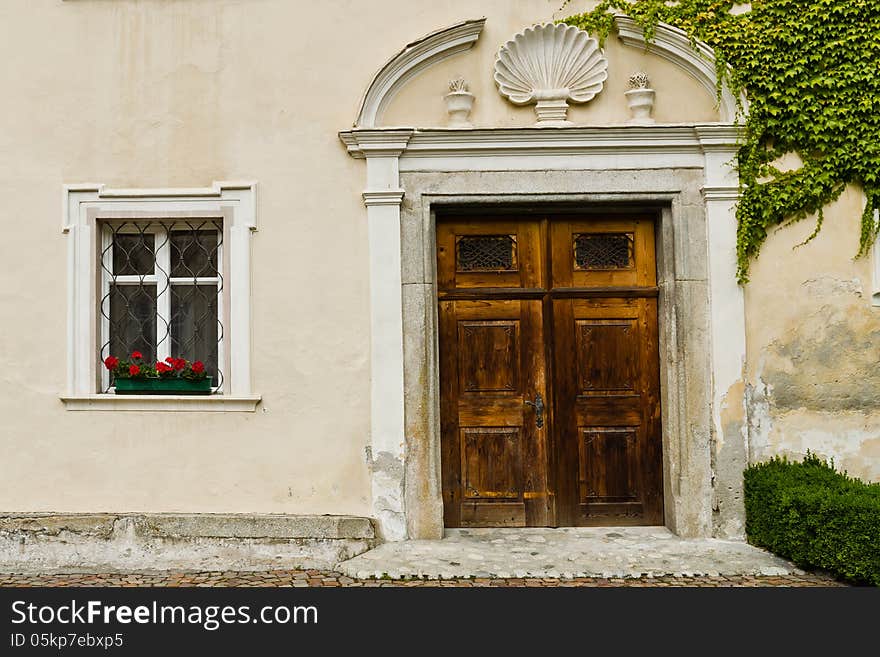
[744,184,880,483]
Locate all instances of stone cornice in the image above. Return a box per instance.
[694,124,745,150]
[340,129,415,159]
[363,190,406,206]
[340,124,744,160]
[702,186,741,201]
[62,181,258,232]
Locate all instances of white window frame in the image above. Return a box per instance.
[61,182,260,411]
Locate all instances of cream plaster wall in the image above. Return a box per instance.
[744,184,880,483]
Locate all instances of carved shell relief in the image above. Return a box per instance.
[494,23,608,126]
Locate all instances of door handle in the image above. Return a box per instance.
[524,393,544,429]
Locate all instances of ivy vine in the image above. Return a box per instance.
[561,0,880,282]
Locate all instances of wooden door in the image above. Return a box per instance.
[438,213,663,528]
[437,220,550,527]
[551,218,663,525]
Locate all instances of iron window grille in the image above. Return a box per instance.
[573,232,634,270]
[455,234,518,272]
[99,219,225,393]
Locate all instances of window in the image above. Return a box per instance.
[573,233,634,270]
[100,220,224,392]
[455,234,518,272]
[62,182,259,410]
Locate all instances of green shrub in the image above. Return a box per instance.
[744,453,880,585]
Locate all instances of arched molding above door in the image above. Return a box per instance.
[354,18,486,129]
[614,15,745,123]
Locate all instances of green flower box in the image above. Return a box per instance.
[114,377,213,395]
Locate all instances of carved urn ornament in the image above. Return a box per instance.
[494,23,608,126]
[444,77,475,128]
[625,72,656,124]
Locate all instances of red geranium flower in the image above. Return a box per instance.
[131,351,143,360]
[156,362,172,374]
[129,364,140,376]
[191,361,205,374]
[165,357,175,364]
[173,358,186,371]
[103,356,119,370]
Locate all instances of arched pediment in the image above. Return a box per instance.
[614,15,744,123]
[354,18,486,128]
[354,15,743,129]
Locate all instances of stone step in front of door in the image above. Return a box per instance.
[336,527,802,580]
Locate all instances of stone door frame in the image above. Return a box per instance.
[341,126,745,541]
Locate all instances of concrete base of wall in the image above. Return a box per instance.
[0,514,376,573]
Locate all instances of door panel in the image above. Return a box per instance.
[439,297,550,527]
[550,217,656,289]
[438,213,662,528]
[437,219,545,291]
[575,318,639,393]
[578,427,639,503]
[458,321,520,392]
[553,296,663,526]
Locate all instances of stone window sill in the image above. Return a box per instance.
[60,394,262,412]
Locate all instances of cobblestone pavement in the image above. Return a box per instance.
[0,571,844,587]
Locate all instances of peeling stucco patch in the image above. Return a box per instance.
[719,380,746,439]
[765,413,880,483]
[369,450,405,481]
[745,379,773,462]
[713,381,747,539]
[800,275,863,299]
[368,450,407,540]
[763,316,880,413]
[745,273,880,483]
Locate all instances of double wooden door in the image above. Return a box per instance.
[438,214,663,527]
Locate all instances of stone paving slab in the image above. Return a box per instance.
[337,527,804,580]
[0,570,843,587]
